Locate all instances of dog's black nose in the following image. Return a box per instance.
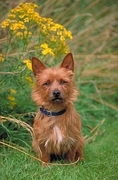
[53,89,60,97]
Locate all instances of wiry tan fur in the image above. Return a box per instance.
[31,53,84,164]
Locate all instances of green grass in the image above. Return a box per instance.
[0,0,118,179]
[0,119,118,180]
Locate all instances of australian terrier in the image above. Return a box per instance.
[31,53,84,164]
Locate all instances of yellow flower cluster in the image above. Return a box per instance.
[1,2,73,56]
[40,43,54,56]
[50,23,72,40]
[1,3,37,38]
[10,21,26,31]
[7,89,16,109]
[23,59,32,71]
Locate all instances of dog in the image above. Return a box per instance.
[31,53,84,164]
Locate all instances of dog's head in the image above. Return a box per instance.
[31,53,78,109]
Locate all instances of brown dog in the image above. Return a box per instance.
[31,53,84,164]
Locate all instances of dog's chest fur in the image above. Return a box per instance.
[42,122,76,154]
[41,116,76,154]
[44,125,63,149]
[53,125,63,144]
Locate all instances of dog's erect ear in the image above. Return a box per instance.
[32,57,46,76]
[60,53,74,72]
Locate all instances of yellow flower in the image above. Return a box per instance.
[8,13,16,19]
[23,59,32,71]
[51,36,57,42]
[24,31,32,37]
[40,43,54,56]
[25,76,33,87]
[8,96,15,101]
[1,19,10,28]
[10,21,26,31]
[0,54,4,61]
[42,49,54,56]
[57,31,62,36]
[10,89,16,94]
[10,101,16,109]
[24,17,29,22]
[60,36,65,41]
[40,43,48,49]
[19,14,25,19]
[50,26,57,32]
[16,32,23,37]
[25,76,33,83]
[7,90,17,109]
[65,30,73,39]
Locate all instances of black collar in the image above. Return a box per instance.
[40,107,66,116]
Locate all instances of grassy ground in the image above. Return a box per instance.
[0,0,118,180]
[0,118,118,180]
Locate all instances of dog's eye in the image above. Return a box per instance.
[43,81,50,86]
[60,79,67,85]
